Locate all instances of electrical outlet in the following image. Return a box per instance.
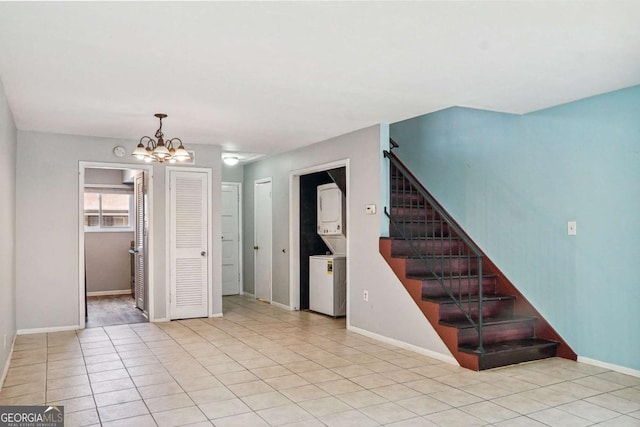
[568,221,577,236]
[363,290,369,302]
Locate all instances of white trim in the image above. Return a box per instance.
[84,228,135,233]
[210,312,224,318]
[288,159,349,314]
[17,325,80,335]
[577,356,640,378]
[84,184,133,190]
[254,177,273,303]
[347,325,460,366]
[87,290,132,297]
[0,334,16,392]
[152,318,169,323]
[271,300,292,311]
[222,181,243,296]
[79,162,155,329]
[166,167,214,319]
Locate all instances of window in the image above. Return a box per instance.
[84,188,134,231]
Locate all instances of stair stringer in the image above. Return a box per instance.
[380,238,480,370]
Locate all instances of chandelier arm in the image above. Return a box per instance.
[166,138,183,148]
[140,135,157,149]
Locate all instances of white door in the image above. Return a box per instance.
[134,172,146,311]
[222,184,241,295]
[254,179,272,302]
[170,170,209,319]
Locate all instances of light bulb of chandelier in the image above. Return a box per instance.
[131,143,148,160]
[173,144,191,162]
[153,143,170,159]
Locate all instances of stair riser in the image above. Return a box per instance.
[390,222,451,238]
[457,321,535,347]
[439,299,514,323]
[391,239,465,257]
[391,192,426,205]
[390,206,439,221]
[478,344,558,370]
[390,177,416,191]
[422,277,497,298]
[406,257,479,276]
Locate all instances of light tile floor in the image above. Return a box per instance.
[1,295,639,426]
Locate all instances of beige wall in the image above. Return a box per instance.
[16,131,223,330]
[85,232,134,293]
[243,125,454,361]
[0,77,17,383]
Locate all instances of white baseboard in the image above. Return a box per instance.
[347,325,459,366]
[0,333,16,392]
[87,290,132,297]
[210,312,223,318]
[17,325,80,335]
[271,301,292,311]
[151,318,169,323]
[578,356,640,378]
[241,292,255,298]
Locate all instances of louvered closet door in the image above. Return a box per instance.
[170,171,209,319]
[134,172,145,311]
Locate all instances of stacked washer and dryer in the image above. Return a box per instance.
[309,183,347,317]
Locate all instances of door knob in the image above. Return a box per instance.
[253,246,259,250]
[201,251,207,256]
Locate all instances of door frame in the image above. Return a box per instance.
[289,159,349,312]
[222,182,243,296]
[165,167,213,319]
[253,177,273,302]
[78,161,155,329]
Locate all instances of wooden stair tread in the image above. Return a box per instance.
[399,254,480,260]
[389,236,461,241]
[423,294,514,304]
[407,273,497,281]
[458,338,558,355]
[440,315,536,329]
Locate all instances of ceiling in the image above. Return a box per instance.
[0,2,639,162]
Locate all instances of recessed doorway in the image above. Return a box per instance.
[289,159,349,315]
[79,162,153,329]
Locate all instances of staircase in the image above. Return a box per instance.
[381,143,576,370]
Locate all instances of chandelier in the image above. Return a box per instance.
[131,113,192,163]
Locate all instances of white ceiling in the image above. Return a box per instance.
[0,2,639,161]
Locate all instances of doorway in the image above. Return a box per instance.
[254,178,272,302]
[298,171,335,310]
[289,160,349,313]
[222,183,242,296]
[79,164,153,328]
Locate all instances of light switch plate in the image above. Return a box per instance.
[568,221,577,235]
[365,204,376,215]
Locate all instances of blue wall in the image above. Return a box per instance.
[390,85,640,371]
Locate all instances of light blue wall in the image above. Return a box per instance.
[390,85,640,371]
